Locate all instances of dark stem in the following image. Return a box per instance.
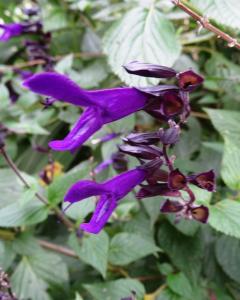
[38,239,78,258]
[0,147,75,230]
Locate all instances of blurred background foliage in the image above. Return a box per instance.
[1,0,240,299]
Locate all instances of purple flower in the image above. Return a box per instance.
[160,199,209,223]
[23,72,149,151]
[123,132,159,145]
[0,22,41,42]
[0,23,25,41]
[137,183,181,199]
[93,152,128,174]
[168,169,187,191]
[64,168,147,234]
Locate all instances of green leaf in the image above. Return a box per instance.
[209,200,240,239]
[0,240,15,270]
[158,222,203,284]
[205,109,240,189]
[215,235,240,284]
[0,202,48,227]
[167,272,193,299]
[191,0,240,29]
[143,196,163,227]
[103,7,181,86]
[109,232,159,265]
[83,279,145,300]
[12,257,50,300]
[62,197,95,221]
[68,231,109,278]
[55,54,74,74]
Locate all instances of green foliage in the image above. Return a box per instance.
[0,1,240,299]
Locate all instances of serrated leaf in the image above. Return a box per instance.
[109,232,159,265]
[0,202,48,227]
[215,235,240,284]
[167,272,193,299]
[209,200,240,239]
[83,279,145,300]
[191,0,240,29]
[205,109,240,190]
[68,231,109,278]
[103,7,181,86]
[12,257,51,300]
[158,222,203,284]
[62,196,95,221]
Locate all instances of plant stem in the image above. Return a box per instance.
[38,239,78,258]
[0,147,75,230]
[172,0,240,50]
[0,52,104,72]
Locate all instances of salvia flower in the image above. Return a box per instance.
[177,70,204,92]
[0,22,41,42]
[23,72,150,151]
[187,170,216,192]
[64,168,148,234]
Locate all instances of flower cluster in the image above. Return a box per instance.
[0,268,17,300]
[0,6,53,103]
[23,61,215,234]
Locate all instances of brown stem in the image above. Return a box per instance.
[191,111,209,119]
[38,239,78,258]
[0,52,104,72]
[172,0,240,50]
[0,147,74,230]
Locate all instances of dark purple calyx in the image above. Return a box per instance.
[137,184,180,199]
[190,205,209,223]
[168,169,187,190]
[160,199,183,213]
[188,170,216,192]
[177,69,204,92]
[123,61,177,78]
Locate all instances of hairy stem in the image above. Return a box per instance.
[172,0,240,50]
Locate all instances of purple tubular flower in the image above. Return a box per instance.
[177,70,204,92]
[188,170,216,192]
[64,168,147,234]
[137,85,179,97]
[23,72,149,151]
[137,184,181,199]
[0,23,25,41]
[168,169,187,190]
[123,61,177,78]
[123,132,159,145]
[119,144,162,160]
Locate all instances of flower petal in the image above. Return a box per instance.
[104,168,146,199]
[49,107,103,151]
[23,72,95,106]
[80,194,117,234]
[64,180,107,203]
[123,61,177,78]
[88,87,148,122]
[177,70,204,92]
